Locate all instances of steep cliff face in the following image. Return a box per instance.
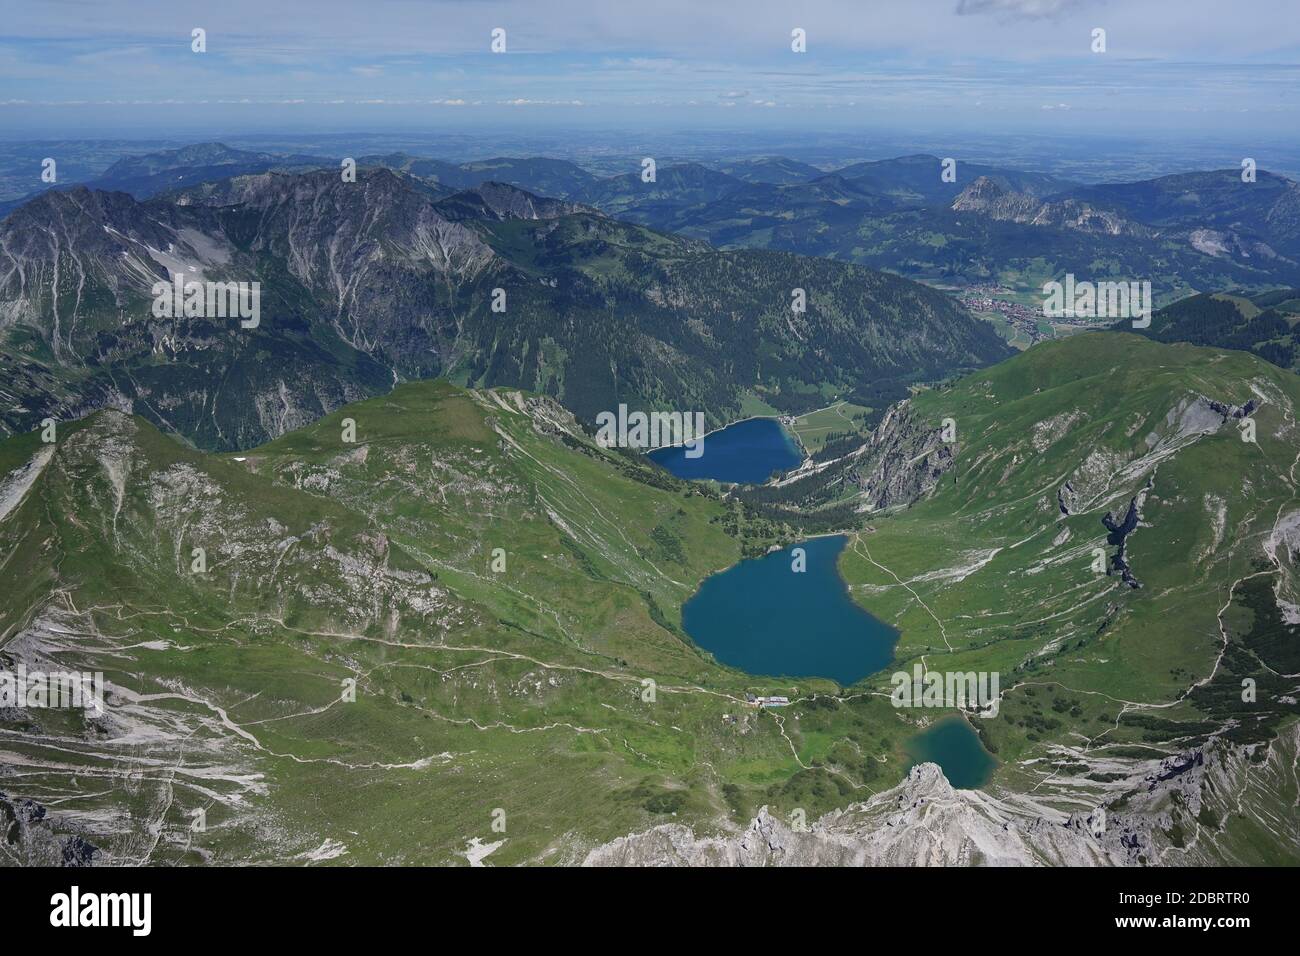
[0,169,500,441]
[174,168,500,377]
[756,398,955,514]
[1102,495,1144,588]
[0,186,224,356]
[950,176,1043,221]
[846,400,955,510]
[174,168,497,287]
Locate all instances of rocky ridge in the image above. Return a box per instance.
[584,720,1300,867]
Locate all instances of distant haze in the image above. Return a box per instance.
[2,0,1298,142]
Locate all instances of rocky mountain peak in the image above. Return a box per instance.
[952,176,1039,217]
[955,175,1008,202]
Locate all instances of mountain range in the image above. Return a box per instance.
[366,148,1300,298]
[603,161,1300,297]
[3,139,1300,867]
[11,143,1298,302]
[0,166,1007,451]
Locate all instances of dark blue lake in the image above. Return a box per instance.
[904,716,997,789]
[649,416,802,484]
[681,534,898,686]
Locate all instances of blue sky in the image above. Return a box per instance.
[3,0,1299,138]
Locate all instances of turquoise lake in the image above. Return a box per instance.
[681,534,898,686]
[680,533,996,788]
[904,716,997,789]
[648,416,803,484]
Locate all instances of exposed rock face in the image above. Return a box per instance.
[1131,724,1300,866]
[1189,228,1283,260]
[756,398,958,513]
[1102,499,1140,539]
[0,187,207,355]
[1204,396,1259,420]
[584,723,1300,867]
[584,763,1119,867]
[1057,480,1078,515]
[0,170,489,449]
[1102,495,1143,588]
[951,177,1149,238]
[845,401,956,511]
[0,792,99,867]
[183,167,495,271]
[950,176,1042,220]
[1,167,1008,452]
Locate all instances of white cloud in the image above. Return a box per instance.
[955,0,1096,19]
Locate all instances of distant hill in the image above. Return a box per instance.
[717,157,825,184]
[828,153,1073,204]
[16,141,1300,338]
[571,154,1073,234]
[360,152,601,198]
[574,162,748,216]
[18,145,1299,299]
[0,145,607,219]
[600,160,1300,296]
[84,142,323,198]
[432,181,598,222]
[0,142,327,218]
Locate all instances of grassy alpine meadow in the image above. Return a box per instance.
[836,335,1300,810]
[2,332,1299,865]
[7,0,1300,889]
[787,401,874,455]
[0,374,923,864]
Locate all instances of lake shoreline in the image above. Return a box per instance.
[681,534,899,687]
[648,416,803,485]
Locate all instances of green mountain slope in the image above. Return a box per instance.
[827,334,1300,862]
[2,334,1298,865]
[1124,288,1300,371]
[0,384,708,862]
[0,379,915,865]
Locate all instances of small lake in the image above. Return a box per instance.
[649,416,802,484]
[681,534,898,686]
[904,716,997,789]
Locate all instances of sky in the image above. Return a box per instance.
[2,0,1299,140]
